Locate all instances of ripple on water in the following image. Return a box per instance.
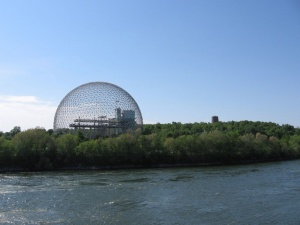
[169,175,194,182]
[1,160,300,225]
[109,199,147,211]
[119,178,149,183]
[79,181,109,186]
[78,178,110,186]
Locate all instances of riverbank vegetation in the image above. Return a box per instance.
[0,121,300,171]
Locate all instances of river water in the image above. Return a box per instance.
[0,160,299,225]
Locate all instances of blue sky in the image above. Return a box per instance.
[0,0,299,132]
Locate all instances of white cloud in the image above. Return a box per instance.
[0,95,57,132]
[0,95,39,103]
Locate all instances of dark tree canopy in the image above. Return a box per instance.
[0,121,299,171]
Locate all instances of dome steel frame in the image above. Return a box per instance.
[53,82,143,136]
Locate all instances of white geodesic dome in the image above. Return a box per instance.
[53,82,143,136]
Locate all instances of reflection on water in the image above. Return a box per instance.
[0,160,300,225]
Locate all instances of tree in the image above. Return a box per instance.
[0,136,15,166]
[13,128,54,170]
[10,126,21,137]
[288,135,300,157]
[56,133,78,165]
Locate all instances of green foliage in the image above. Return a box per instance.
[0,137,15,166]
[0,121,299,170]
[56,133,78,165]
[12,128,55,170]
[10,126,21,137]
[77,130,87,143]
[143,121,300,139]
[0,126,22,140]
[288,135,300,157]
[75,139,99,165]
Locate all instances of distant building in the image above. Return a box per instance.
[53,82,143,137]
[122,110,135,120]
[212,116,219,123]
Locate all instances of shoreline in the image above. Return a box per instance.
[0,157,297,173]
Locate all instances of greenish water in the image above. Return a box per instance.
[1,160,300,225]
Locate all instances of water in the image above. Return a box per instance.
[0,160,300,225]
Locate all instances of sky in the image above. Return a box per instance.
[0,0,299,132]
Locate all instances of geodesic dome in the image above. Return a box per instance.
[53,82,143,136]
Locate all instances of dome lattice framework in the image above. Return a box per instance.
[53,82,143,136]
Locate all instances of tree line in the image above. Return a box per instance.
[0,121,300,171]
